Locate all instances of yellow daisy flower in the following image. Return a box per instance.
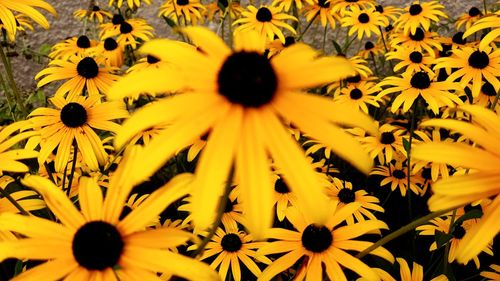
[0,175,46,213]
[331,0,376,15]
[358,123,407,165]
[455,6,483,30]
[109,27,376,238]
[412,105,500,263]
[0,165,218,280]
[386,46,435,74]
[271,0,313,12]
[371,162,424,196]
[28,95,128,173]
[303,0,339,30]
[49,35,98,60]
[35,55,119,99]
[159,0,206,26]
[258,204,393,280]
[0,0,56,41]
[474,81,500,107]
[341,6,387,40]
[433,46,500,98]
[101,18,154,50]
[271,176,298,222]
[357,41,384,59]
[394,1,447,35]
[73,5,112,23]
[204,1,243,21]
[412,128,453,182]
[0,121,38,175]
[108,0,151,9]
[90,37,126,67]
[233,5,297,44]
[462,12,500,50]
[389,27,443,57]
[376,71,463,114]
[0,14,34,37]
[374,4,402,23]
[333,80,380,114]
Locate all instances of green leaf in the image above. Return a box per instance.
[331,40,343,55]
[453,209,483,227]
[403,137,411,152]
[162,16,177,28]
[37,43,52,56]
[435,230,453,248]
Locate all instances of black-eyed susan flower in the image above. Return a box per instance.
[474,81,500,107]
[99,14,125,38]
[28,95,128,173]
[357,41,384,59]
[0,14,34,37]
[271,0,313,12]
[90,37,125,67]
[192,220,271,281]
[333,80,380,114]
[390,27,443,56]
[101,18,154,50]
[331,0,376,15]
[434,46,500,98]
[0,162,218,280]
[412,105,500,263]
[376,71,463,114]
[325,177,384,225]
[204,1,243,21]
[394,1,447,35]
[159,0,206,26]
[0,175,46,213]
[0,0,56,41]
[271,177,298,221]
[341,6,387,40]
[455,6,483,30]
[462,12,500,50]
[416,212,493,268]
[233,5,297,44]
[386,46,435,74]
[371,162,424,196]
[303,0,339,30]
[109,27,377,238]
[358,123,407,165]
[35,55,119,99]
[374,4,402,23]
[49,35,98,60]
[74,5,112,23]
[0,121,38,175]
[412,128,453,182]
[108,0,151,9]
[258,204,393,280]
[266,35,296,58]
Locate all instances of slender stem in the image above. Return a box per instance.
[216,2,230,37]
[0,43,27,116]
[355,206,458,259]
[44,162,56,184]
[489,89,500,110]
[378,26,395,73]
[297,11,319,42]
[191,166,235,258]
[442,209,457,274]
[370,52,379,77]
[406,101,418,219]
[0,186,30,216]
[65,142,78,197]
[0,70,15,120]
[483,0,488,14]
[322,24,328,52]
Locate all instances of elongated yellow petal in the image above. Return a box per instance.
[125,227,193,249]
[182,26,231,59]
[78,177,103,221]
[258,249,303,281]
[0,213,72,240]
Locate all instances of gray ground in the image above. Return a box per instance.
[2,0,486,96]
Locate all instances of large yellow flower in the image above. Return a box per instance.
[412,105,500,263]
[109,27,377,238]
[0,121,38,175]
[394,1,447,35]
[0,0,56,41]
[0,152,218,281]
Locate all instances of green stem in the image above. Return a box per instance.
[297,11,319,42]
[406,101,419,219]
[483,0,488,14]
[0,70,15,120]
[489,89,500,110]
[191,166,235,258]
[0,186,30,216]
[0,43,27,116]
[370,52,379,77]
[355,206,458,259]
[442,209,457,274]
[65,142,78,197]
[378,26,395,74]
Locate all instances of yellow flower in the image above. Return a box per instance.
[159,0,206,26]
[333,80,380,114]
[74,5,112,23]
[455,6,483,30]
[109,27,376,238]
[0,0,56,41]
[108,0,151,9]
[462,12,500,50]
[341,6,387,40]
[303,0,340,30]
[0,121,38,175]
[49,35,98,60]
[371,162,424,196]
[100,18,154,49]
[394,1,447,35]
[271,0,313,11]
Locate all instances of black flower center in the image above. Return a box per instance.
[217,51,277,108]
[112,14,124,25]
[385,24,394,32]
[221,233,242,252]
[452,32,466,45]
[468,7,481,17]
[224,198,234,213]
[256,7,272,22]
[452,225,466,239]
[358,13,370,23]
[274,178,290,194]
[481,82,496,96]
[346,74,361,83]
[409,28,425,41]
[176,0,189,5]
[77,57,99,79]
[410,71,431,89]
[439,44,452,57]
[349,88,363,100]
[120,22,133,34]
[364,41,374,50]
[318,0,330,8]
[375,5,384,13]
[119,205,133,220]
[104,38,118,51]
[147,55,160,64]
[409,51,423,63]
[380,132,395,144]
[92,5,100,11]
[468,51,489,69]
[338,188,356,203]
[301,224,333,253]
[284,36,296,47]
[421,167,432,180]
[409,4,423,15]
[72,221,124,270]
[60,102,88,128]
[392,169,406,179]
[76,35,91,48]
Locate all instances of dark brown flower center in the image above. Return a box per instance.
[76,35,91,48]
[77,57,99,79]
[92,5,100,11]
[338,188,356,203]
[468,7,481,17]
[284,36,296,47]
[481,82,496,96]
[104,38,118,51]
[176,0,189,5]
[60,102,88,128]
[221,233,242,252]
[452,225,466,239]
[120,22,133,34]
[274,178,290,194]
[452,32,466,45]
[301,224,333,253]
[349,88,363,100]
[409,4,423,15]
[217,51,277,107]
[147,55,160,64]
[256,7,272,22]
[409,51,423,63]
[421,167,432,180]
[375,5,384,13]
[410,71,431,89]
[112,14,124,25]
[358,13,370,23]
[380,132,396,144]
[409,28,425,41]
[392,169,406,179]
[364,41,374,50]
[72,221,124,270]
[468,51,489,69]
[318,0,330,8]
[346,74,361,83]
